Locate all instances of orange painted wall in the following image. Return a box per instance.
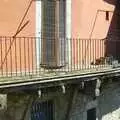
[0,0,35,36]
[0,0,118,73]
[72,0,116,65]
[0,0,36,74]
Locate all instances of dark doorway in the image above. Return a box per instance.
[87,108,96,120]
[31,100,54,120]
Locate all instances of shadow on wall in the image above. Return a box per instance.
[97,82,120,120]
[104,0,116,5]
[105,0,120,61]
[97,1,120,120]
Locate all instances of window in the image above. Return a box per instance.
[41,0,66,67]
[31,100,54,120]
[87,108,96,120]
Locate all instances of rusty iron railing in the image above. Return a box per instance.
[0,36,119,78]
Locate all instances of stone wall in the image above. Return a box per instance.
[0,81,120,120]
[70,81,120,120]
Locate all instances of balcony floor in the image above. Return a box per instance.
[0,64,120,89]
[0,37,119,88]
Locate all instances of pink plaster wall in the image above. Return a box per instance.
[0,0,36,73]
[72,0,116,65]
[0,0,35,37]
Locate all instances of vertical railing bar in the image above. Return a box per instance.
[69,38,71,72]
[101,40,105,68]
[28,37,30,75]
[93,39,95,69]
[31,37,34,75]
[60,38,64,72]
[79,38,81,70]
[90,39,92,69]
[74,38,76,71]
[85,39,86,70]
[101,39,103,68]
[92,39,94,69]
[10,37,12,76]
[97,39,99,69]
[82,39,83,70]
[75,38,76,71]
[53,37,55,72]
[77,38,79,70]
[14,37,17,76]
[95,39,96,69]
[101,39,102,68]
[78,38,80,70]
[48,37,51,72]
[94,39,95,69]
[38,37,41,74]
[90,39,91,69]
[61,37,63,72]
[64,37,66,72]
[80,39,81,70]
[100,39,102,68]
[5,37,8,76]
[1,37,3,76]
[60,37,62,72]
[73,38,75,71]
[71,38,72,72]
[84,39,86,70]
[35,36,37,75]
[76,38,78,70]
[0,37,1,77]
[62,37,64,72]
[24,37,26,76]
[67,38,69,72]
[98,39,100,68]
[99,39,100,68]
[87,39,91,70]
[41,36,44,73]
[19,37,22,76]
[103,39,105,68]
[86,39,88,70]
[87,39,89,70]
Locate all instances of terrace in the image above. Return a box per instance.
[0,36,120,88]
[0,0,120,88]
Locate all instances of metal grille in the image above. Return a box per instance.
[31,100,54,120]
[41,0,66,67]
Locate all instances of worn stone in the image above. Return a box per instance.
[0,81,120,120]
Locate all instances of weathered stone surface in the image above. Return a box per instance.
[0,81,120,120]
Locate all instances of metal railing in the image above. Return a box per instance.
[0,36,118,78]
